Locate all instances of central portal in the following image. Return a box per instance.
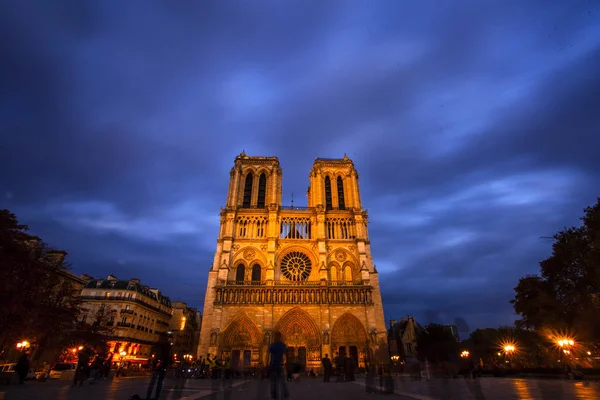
[273,308,321,370]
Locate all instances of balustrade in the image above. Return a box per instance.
[213,286,373,306]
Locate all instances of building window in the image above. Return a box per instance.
[325,176,332,210]
[337,176,345,210]
[121,317,127,324]
[251,264,261,282]
[125,305,130,310]
[406,343,413,354]
[236,264,245,282]
[99,304,105,311]
[81,315,87,323]
[105,292,110,298]
[242,173,253,208]
[257,173,267,208]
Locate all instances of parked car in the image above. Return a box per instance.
[49,363,77,380]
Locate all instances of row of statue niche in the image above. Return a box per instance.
[211,329,376,347]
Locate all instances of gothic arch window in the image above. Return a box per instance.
[251,264,261,282]
[337,176,345,210]
[242,173,253,208]
[257,173,267,208]
[236,264,245,282]
[324,176,333,210]
[343,265,352,282]
[330,265,338,281]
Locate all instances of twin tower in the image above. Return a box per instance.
[199,152,387,370]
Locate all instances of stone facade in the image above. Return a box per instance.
[80,275,172,364]
[198,153,387,371]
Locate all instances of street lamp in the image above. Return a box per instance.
[16,341,29,351]
[460,350,469,358]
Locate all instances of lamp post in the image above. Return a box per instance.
[557,338,575,367]
[503,344,516,368]
[390,355,400,377]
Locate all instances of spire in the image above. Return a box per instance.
[291,193,294,209]
[240,149,247,157]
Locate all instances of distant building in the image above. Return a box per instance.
[79,275,172,365]
[388,316,423,363]
[443,324,460,342]
[169,301,200,363]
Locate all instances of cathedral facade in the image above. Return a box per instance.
[198,153,387,371]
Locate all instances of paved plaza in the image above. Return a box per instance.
[2,375,600,400]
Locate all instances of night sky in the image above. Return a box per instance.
[2,1,599,336]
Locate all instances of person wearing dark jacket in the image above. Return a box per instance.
[146,335,171,400]
[15,353,30,384]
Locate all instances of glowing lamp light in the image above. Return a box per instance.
[460,350,470,358]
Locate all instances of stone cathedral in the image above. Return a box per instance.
[199,152,387,371]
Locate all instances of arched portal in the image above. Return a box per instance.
[331,313,369,367]
[219,315,262,369]
[274,308,321,369]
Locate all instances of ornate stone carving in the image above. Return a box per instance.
[263,330,272,345]
[370,329,378,345]
[275,308,321,348]
[220,316,261,350]
[323,331,330,344]
[311,243,318,250]
[243,248,256,260]
[348,245,356,251]
[232,244,240,251]
[260,244,267,251]
[335,250,347,262]
[331,313,368,347]
[210,331,218,346]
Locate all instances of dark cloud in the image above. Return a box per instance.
[1,0,599,331]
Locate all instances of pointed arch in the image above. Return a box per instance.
[329,262,339,281]
[235,264,245,282]
[242,173,253,208]
[337,176,345,210]
[251,264,261,282]
[342,265,352,282]
[257,173,267,208]
[220,315,262,350]
[331,313,368,348]
[275,307,321,347]
[324,176,332,210]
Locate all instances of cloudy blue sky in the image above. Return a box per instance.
[2,0,599,335]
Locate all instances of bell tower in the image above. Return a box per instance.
[307,154,362,210]
[226,151,282,209]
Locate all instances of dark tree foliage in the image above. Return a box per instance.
[462,327,549,368]
[0,210,82,355]
[512,198,600,342]
[417,323,459,363]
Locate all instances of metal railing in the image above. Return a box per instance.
[221,280,366,287]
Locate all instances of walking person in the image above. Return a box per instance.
[15,353,30,384]
[268,332,290,400]
[146,334,171,400]
[73,348,91,387]
[321,353,332,383]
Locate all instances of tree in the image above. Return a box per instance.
[0,210,81,358]
[511,198,600,342]
[416,323,459,363]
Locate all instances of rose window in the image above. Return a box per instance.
[280,251,312,281]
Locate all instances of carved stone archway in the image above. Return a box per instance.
[330,313,369,366]
[274,307,321,367]
[219,315,262,367]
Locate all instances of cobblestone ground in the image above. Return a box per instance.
[2,375,600,400]
[390,376,600,399]
[0,375,410,400]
